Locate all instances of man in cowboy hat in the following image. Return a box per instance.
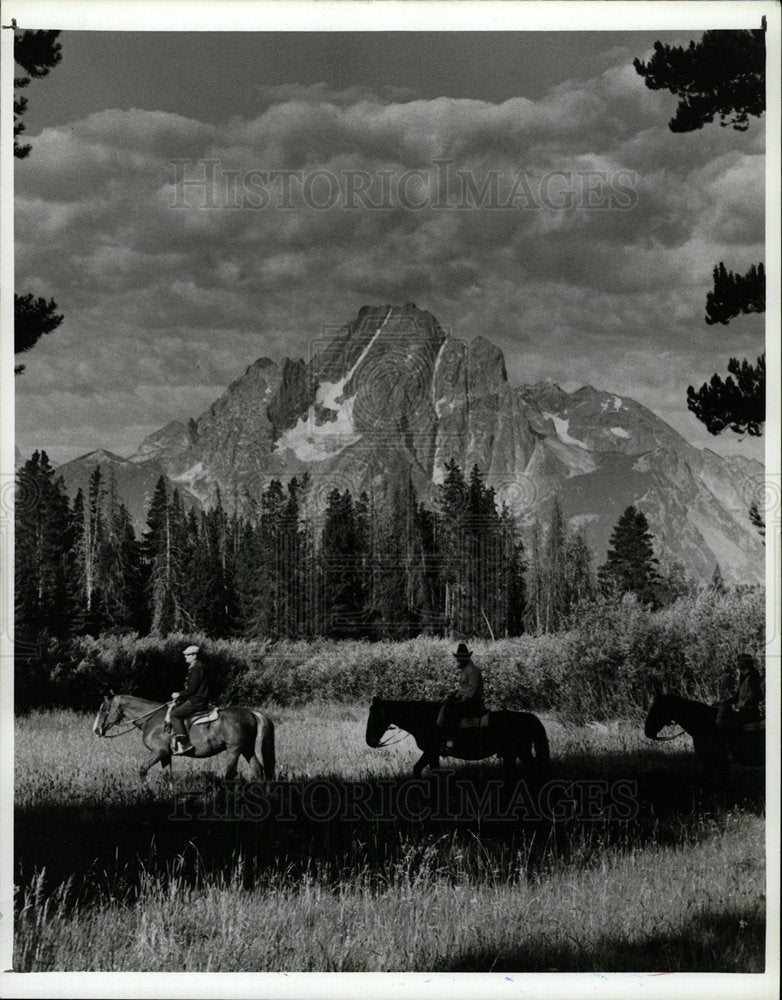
[170,644,211,755]
[716,652,763,734]
[436,643,486,748]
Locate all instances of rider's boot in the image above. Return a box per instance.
[172,733,193,755]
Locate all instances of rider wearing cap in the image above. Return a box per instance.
[170,644,210,755]
[436,643,486,747]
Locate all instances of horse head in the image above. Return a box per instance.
[92,689,121,737]
[644,693,672,739]
[365,696,389,748]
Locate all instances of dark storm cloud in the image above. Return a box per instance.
[15,49,765,463]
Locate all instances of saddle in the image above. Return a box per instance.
[164,704,220,729]
[458,713,490,729]
[190,706,220,726]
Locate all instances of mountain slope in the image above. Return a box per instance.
[53,304,764,583]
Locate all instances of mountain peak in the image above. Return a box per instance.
[78,448,128,464]
[59,304,764,584]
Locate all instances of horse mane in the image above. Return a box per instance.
[656,692,712,711]
[116,693,167,710]
[375,698,439,710]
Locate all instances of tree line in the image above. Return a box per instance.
[16,451,703,649]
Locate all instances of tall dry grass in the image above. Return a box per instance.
[14,704,766,972]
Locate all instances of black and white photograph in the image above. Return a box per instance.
[1,1,779,995]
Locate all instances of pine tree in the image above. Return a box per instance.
[142,479,189,635]
[598,506,661,606]
[523,520,543,634]
[565,531,596,611]
[499,503,525,636]
[256,479,287,638]
[280,478,308,638]
[319,488,363,637]
[15,451,75,639]
[633,29,765,133]
[710,563,727,595]
[68,488,88,634]
[234,502,263,638]
[435,460,469,635]
[541,500,568,632]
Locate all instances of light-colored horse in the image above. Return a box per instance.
[93,692,275,781]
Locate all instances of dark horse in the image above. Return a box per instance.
[93,692,275,781]
[644,693,764,770]
[366,697,550,777]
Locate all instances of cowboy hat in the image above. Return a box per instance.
[453,643,473,660]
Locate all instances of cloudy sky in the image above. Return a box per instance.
[13,20,768,465]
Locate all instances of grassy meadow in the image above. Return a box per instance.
[14,702,766,972]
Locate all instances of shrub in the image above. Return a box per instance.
[14,588,765,721]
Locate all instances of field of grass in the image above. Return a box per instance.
[14,704,766,972]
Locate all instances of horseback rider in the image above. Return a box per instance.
[170,644,210,755]
[437,643,486,749]
[715,652,763,734]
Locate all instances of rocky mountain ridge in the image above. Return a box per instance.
[55,304,764,584]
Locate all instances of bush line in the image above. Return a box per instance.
[15,590,765,722]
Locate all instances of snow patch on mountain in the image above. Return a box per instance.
[275,308,392,462]
[545,437,600,476]
[610,426,630,438]
[431,340,450,418]
[546,413,588,449]
[174,462,205,487]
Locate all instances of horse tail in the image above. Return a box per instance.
[252,710,276,780]
[531,718,550,766]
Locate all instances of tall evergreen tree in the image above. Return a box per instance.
[15,451,75,639]
[598,506,661,606]
[634,29,766,441]
[710,563,727,596]
[319,488,363,637]
[564,530,596,611]
[541,500,569,632]
[142,478,189,635]
[499,503,525,636]
[633,29,765,133]
[435,460,469,635]
[14,31,65,374]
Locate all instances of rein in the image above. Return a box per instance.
[651,729,686,741]
[103,703,168,738]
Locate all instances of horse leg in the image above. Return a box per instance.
[241,745,263,780]
[223,747,241,782]
[140,748,168,781]
[260,726,276,781]
[160,752,173,787]
[518,738,537,767]
[413,751,440,778]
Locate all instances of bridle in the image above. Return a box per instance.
[100,700,168,738]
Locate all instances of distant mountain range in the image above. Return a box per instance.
[53,303,764,584]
